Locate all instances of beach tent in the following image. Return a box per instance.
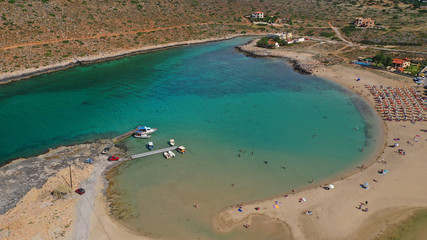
[328,184,335,189]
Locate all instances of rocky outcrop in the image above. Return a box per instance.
[235,39,318,75]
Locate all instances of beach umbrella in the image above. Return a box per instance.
[328,184,335,189]
[363,182,369,187]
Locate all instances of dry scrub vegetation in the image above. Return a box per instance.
[0,0,425,74]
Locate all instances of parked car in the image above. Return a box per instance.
[101,147,110,154]
[84,158,94,164]
[75,188,85,195]
[108,155,119,161]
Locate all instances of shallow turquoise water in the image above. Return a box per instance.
[0,37,382,239]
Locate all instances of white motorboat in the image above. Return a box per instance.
[134,133,151,139]
[169,139,175,146]
[163,151,172,159]
[168,150,175,158]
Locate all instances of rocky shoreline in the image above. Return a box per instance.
[0,139,119,215]
[235,39,317,75]
[0,34,261,85]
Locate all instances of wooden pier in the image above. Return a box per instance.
[130,146,178,159]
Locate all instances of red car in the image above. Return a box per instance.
[108,155,120,161]
[75,188,85,195]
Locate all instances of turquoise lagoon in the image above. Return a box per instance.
[0,37,382,239]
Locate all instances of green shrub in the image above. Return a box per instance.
[320,31,335,38]
[256,37,271,48]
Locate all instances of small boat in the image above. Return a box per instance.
[177,146,186,154]
[147,142,154,150]
[168,150,175,158]
[134,132,151,139]
[164,150,175,159]
[163,151,172,159]
[169,139,175,146]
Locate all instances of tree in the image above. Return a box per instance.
[383,56,393,67]
[373,53,385,64]
[256,37,270,48]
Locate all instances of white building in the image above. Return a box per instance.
[252,11,264,19]
[267,32,293,40]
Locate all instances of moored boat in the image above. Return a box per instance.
[134,132,151,138]
[168,150,175,158]
[163,151,172,159]
[147,142,154,150]
[177,146,186,154]
[169,139,175,146]
[133,126,157,138]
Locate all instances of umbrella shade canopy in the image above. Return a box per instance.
[328,184,335,189]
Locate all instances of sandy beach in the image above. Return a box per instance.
[1,37,426,240]
[214,41,427,240]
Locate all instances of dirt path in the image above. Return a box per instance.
[327,21,426,55]
[328,21,356,46]
[72,154,120,240]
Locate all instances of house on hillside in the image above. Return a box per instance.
[267,32,292,40]
[252,11,264,19]
[354,17,375,28]
[393,58,411,72]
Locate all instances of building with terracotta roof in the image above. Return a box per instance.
[354,17,375,28]
[268,39,279,48]
[393,58,411,70]
[252,11,264,19]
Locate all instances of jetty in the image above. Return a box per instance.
[112,130,135,143]
[130,146,178,159]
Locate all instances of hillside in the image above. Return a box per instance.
[0,0,425,76]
